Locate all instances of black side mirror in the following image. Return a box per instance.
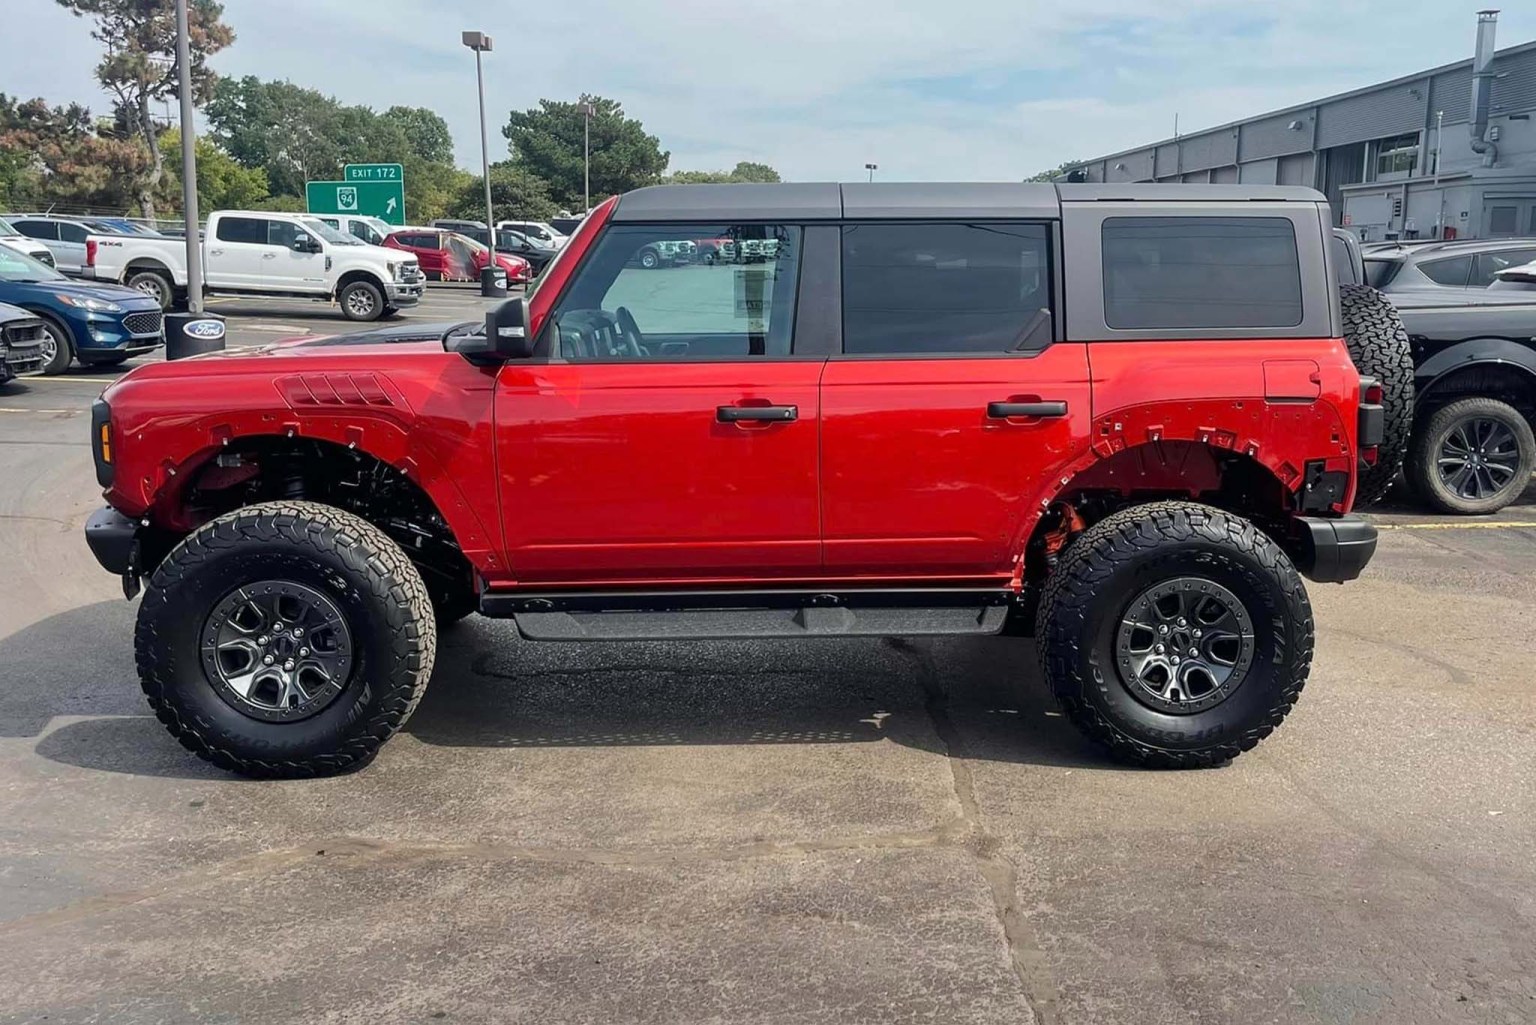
[293,235,321,253]
[457,296,534,361]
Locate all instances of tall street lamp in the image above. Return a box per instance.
[580,101,595,213]
[865,162,878,182]
[462,30,503,296]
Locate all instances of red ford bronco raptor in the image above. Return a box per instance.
[84,183,1411,778]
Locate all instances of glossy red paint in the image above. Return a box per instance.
[492,361,822,584]
[99,339,507,572]
[820,346,1093,579]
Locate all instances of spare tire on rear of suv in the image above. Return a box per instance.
[1339,283,1414,506]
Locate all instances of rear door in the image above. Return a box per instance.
[207,215,270,288]
[819,220,1092,580]
[52,221,90,275]
[496,220,825,584]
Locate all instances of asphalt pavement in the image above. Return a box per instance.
[0,290,1531,1024]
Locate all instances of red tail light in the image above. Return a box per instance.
[86,239,97,267]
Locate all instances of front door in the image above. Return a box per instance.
[496,220,822,585]
[819,221,1092,580]
[261,219,327,292]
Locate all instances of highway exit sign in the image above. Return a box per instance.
[344,163,403,182]
[305,179,406,225]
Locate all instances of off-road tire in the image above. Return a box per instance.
[1405,396,1536,515]
[35,313,74,375]
[339,280,385,322]
[1339,284,1414,505]
[126,269,173,309]
[135,501,436,778]
[1035,501,1313,768]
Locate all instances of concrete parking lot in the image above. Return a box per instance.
[0,288,1532,1024]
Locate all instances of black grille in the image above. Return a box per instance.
[35,250,55,268]
[122,311,163,336]
[3,321,43,345]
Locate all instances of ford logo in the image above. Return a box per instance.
[184,319,225,340]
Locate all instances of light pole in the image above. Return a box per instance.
[462,30,502,296]
[580,102,595,213]
[865,162,878,182]
[163,0,224,359]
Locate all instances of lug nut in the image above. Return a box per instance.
[1189,647,1199,656]
[292,627,304,637]
[1170,655,1181,665]
[262,654,274,665]
[1177,617,1187,627]
[299,647,310,657]
[1159,624,1170,635]
[257,634,268,644]
[1155,644,1165,654]
[283,660,295,671]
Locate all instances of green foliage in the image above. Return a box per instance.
[380,107,454,165]
[504,95,668,209]
[249,194,305,212]
[156,128,269,212]
[0,93,144,211]
[664,161,783,185]
[54,0,234,219]
[1025,161,1082,183]
[447,162,559,222]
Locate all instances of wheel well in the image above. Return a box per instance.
[336,269,385,293]
[123,258,171,280]
[147,436,475,609]
[1417,362,1536,425]
[1023,442,1292,583]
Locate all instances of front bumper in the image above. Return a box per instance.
[3,342,45,377]
[385,280,424,306]
[85,505,140,577]
[1294,515,1378,583]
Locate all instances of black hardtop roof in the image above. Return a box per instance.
[609,182,1326,222]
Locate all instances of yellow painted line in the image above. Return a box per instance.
[0,407,76,414]
[1376,521,1536,530]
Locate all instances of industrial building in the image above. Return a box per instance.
[1062,11,1536,242]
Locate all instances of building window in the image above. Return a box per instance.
[1373,133,1419,178]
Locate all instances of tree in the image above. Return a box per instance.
[0,94,143,211]
[206,77,344,197]
[156,128,269,212]
[447,162,558,223]
[380,106,454,165]
[1025,161,1082,183]
[55,0,234,221]
[504,95,667,209]
[664,161,783,185]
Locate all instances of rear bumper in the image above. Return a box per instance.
[84,505,140,576]
[1293,515,1378,583]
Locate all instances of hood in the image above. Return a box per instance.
[7,278,162,308]
[0,300,43,326]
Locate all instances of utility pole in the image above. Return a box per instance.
[865,163,878,182]
[175,0,201,315]
[462,31,502,296]
[581,102,595,213]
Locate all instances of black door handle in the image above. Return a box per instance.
[988,401,1068,419]
[717,404,798,423]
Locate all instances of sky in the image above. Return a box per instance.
[6,1,1536,182]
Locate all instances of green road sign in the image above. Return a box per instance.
[305,180,406,226]
[344,163,403,183]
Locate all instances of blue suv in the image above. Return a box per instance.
[0,245,163,374]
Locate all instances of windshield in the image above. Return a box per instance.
[0,245,65,282]
[301,218,354,245]
[0,216,18,236]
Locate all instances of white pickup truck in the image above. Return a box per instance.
[83,210,424,321]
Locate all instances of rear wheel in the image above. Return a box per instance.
[1339,284,1414,505]
[339,280,385,322]
[1036,501,1313,768]
[126,269,173,310]
[134,501,436,778]
[35,315,74,375]
[1406,397,1535,515]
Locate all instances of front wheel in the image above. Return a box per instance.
[1405,397,1535,515]
[638,248,660,270]
[339,280,385,322]
[35,315,74,375]
[1036,501,1313,768]
[135,501,437,778]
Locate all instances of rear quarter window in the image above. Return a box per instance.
[215,217,268,244]
[1417,255,1472,287]
[1102,217,1302,330]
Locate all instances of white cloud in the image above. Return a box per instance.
[4,1,1534,183]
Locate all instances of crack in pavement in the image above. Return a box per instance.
[885,637,1062,1025]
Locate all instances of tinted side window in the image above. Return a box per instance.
[1102,217,1302,330]
[14,220,57,241]
[1472,249,1536,287]
[552,223,801,359]
[57,222,90,243]
[1419,256,1472,287]
[268,220,303,248]
[841,223,1052,354]
[216,217,267,244]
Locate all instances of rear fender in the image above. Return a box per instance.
[1415,338,1536,394]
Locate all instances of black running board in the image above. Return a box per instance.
[480,588,1014,641]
